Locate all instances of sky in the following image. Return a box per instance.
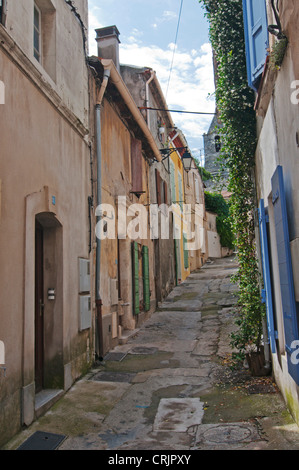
[88,0,216,166]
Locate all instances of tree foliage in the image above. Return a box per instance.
[199,0,265,360]
[205,191,235,249]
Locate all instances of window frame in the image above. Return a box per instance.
[0,0,7,26]
[34,3,42,63]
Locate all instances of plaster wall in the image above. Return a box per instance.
[0,24,90,445]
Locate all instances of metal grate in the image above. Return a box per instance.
[17,431,66,450]
[103,352,127,362]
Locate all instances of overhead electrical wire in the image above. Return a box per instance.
[139,107,216,115]
[165,0,184,100]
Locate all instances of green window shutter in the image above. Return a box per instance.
[142,245,150,311]
[183,232,189,269]
[132,241,140,315]
[170,160,176,203]
[178,173,183,211]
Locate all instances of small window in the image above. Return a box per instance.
[34,4,42,62]
[0,0,7,26]
[33,1,56,81]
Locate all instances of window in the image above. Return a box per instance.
[155,169,168,205]
[0,0,7,26]
[34,4,42,62]
[242,0,269,91]
[33,1,56,81]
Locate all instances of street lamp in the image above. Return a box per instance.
[159,147,193,173]
[181,150,193,172]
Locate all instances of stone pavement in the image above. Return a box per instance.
[4,256,299,451]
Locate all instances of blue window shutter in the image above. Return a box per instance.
[271,165,299,384]
[258,199,277,353]
[242,0,269,91]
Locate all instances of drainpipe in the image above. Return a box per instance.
[145,70,155,126]
[95,67,110,360]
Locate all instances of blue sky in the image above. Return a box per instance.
[88,0,215,165]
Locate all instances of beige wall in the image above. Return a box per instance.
[255,0,299,424]
[4,0,89,127]
[0,0,91,446]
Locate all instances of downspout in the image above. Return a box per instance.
[95,67,110,360]
[145,70,155,126]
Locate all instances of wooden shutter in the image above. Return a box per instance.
[242,0,269,90]
[132,241,140,315]
[142,245,150,311]
[178,172,183,210]
[183,232,189,269]
[271,165,299,384]
[131,137,143,195]
[258,199,277,353]
[155,169,161,205]
[170,160,176,203]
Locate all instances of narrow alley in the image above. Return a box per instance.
[4,256,299,451]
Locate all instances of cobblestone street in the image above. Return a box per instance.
[4,256,299,451]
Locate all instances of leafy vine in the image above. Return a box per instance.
[199,0,265,361]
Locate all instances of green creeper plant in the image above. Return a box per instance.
[199,0,265,361]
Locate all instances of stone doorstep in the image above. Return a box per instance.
[35,389,64,419]
[118,329,140,345]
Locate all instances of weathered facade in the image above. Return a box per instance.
[242,0,299,423]
[120,63,177,301]
[89,27,168,358]
[0,0,91,445]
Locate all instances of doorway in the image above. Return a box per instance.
[34,213,64,392]
[35,220,44,393]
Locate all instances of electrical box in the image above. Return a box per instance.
[79,258,90,293]
[79,295,91,331]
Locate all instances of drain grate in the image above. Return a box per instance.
[194,422,261,449]
[103,352,127,362]
[91,371,136,383]
[17,431,66,450]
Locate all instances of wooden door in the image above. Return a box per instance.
[35,220,44,392]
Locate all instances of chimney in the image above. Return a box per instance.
[95,26,120,71]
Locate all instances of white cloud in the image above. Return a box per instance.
[119,41,215,153]
[88,2,215,155]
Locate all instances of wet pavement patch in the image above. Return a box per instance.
[90,371,136,383]
[17,431,66,450]
[129,347,158,355]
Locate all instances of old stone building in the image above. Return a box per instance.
[0,0,91,445]
[242,0,299,424]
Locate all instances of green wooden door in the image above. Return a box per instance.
[142,245,150,311]
[132,241,140,315]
